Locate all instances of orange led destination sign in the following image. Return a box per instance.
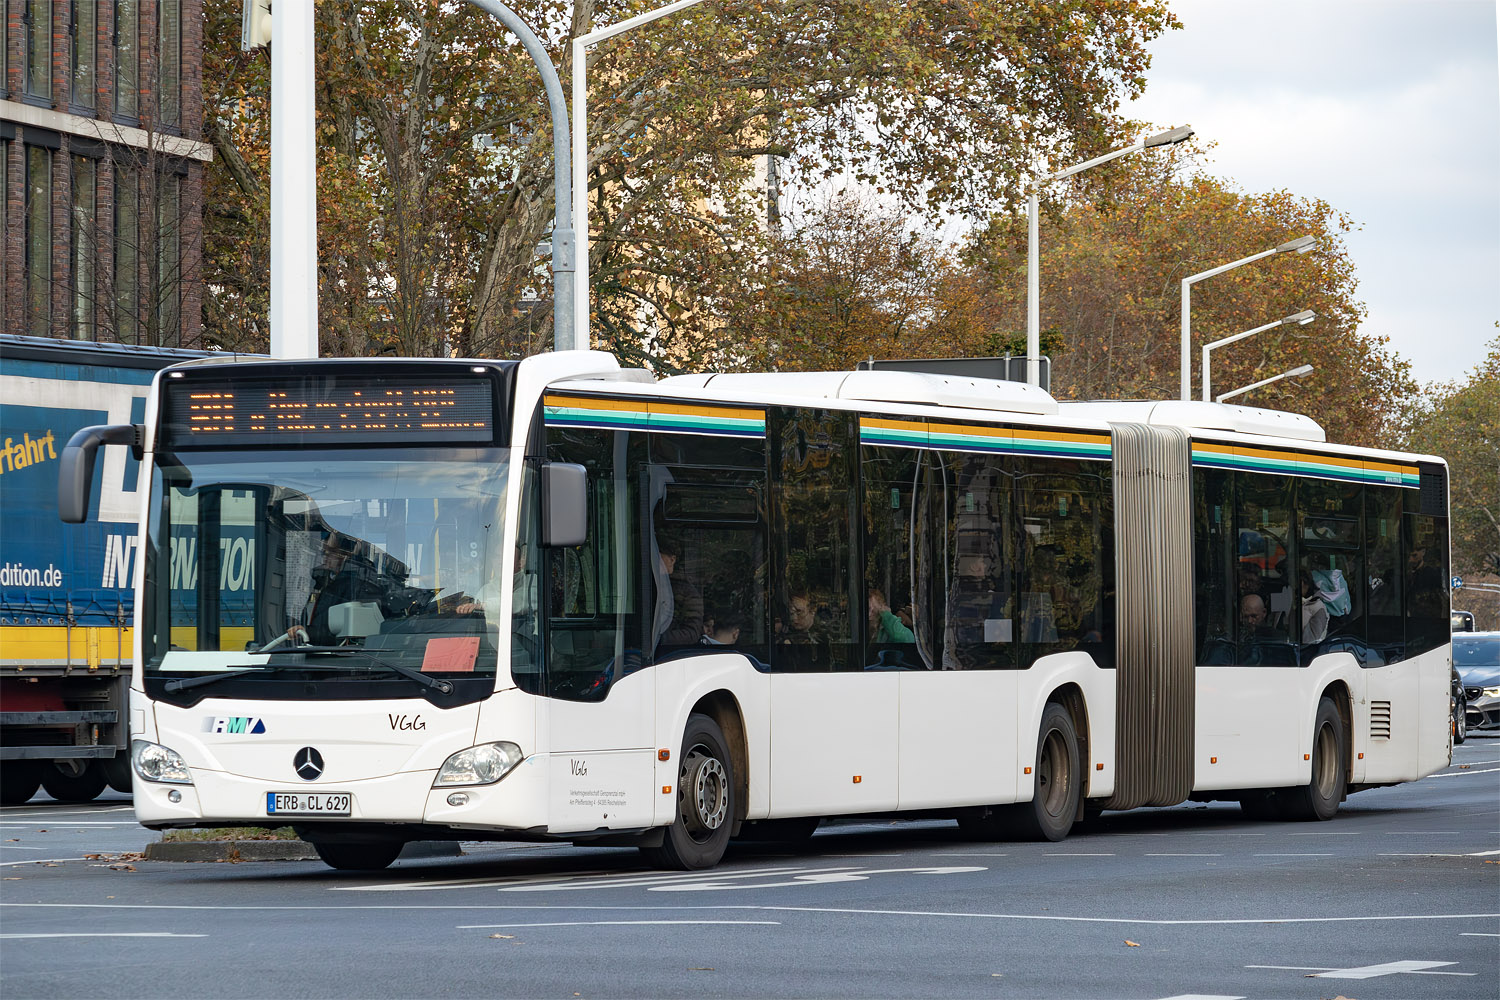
[165,376,496,446]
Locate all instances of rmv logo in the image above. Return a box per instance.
[204,716,267,735]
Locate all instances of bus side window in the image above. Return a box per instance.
[770,408,859,673]
[1365,486,1404,664]
[541,427,646,702]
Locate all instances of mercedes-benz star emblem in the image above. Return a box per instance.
[294,747,324,781]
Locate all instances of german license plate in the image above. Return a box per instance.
[266,792,351,816]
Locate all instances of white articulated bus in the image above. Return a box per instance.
[58,351,1453,871]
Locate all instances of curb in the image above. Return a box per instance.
[144,839,464,862]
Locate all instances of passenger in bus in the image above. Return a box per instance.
[868,588,915,644]
[699,613,744,647]
[1301,575,1329,644]
[652,534,703,649]
[779,591,833,669]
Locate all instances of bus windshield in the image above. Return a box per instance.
[143,448,509,699]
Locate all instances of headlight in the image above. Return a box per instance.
[131,740,193,784]
[1482,687,1500,699]
[434,742,523,787]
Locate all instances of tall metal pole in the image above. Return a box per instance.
[1026,189,1040,388]
[1025,126,1192,387]
[1180,236,1315,401]
[570,0,709,354]
[468,1,576,351]
[269,1,318,359]
[1216,364,1314,404]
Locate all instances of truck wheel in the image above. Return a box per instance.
[641,713,735,870]
[1017,702,1081,842]
[1,761,43,805]
[101,755,133,794]
[40,760,108,803]
[313,840,404,871]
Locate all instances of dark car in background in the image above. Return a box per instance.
[1454,632,1500,732]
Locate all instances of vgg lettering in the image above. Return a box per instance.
[388,714,425,731]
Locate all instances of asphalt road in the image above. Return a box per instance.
[2,737,1496,999]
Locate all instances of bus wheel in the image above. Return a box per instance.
[1019,702,1081,842]
[40,760,108,803]
[642,713,735,870]
[1281,697,1346,822]
[1,761,43,805]
[313,840,404,871]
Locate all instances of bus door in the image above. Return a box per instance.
[534,438,657,834]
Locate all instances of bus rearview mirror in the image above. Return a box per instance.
[58,424,141,524]
[541,462,587,548]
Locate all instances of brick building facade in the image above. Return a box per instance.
[1,0,209,346]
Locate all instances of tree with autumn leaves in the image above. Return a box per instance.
[935,146,1416,447]
[1403,334,1500,626]
[199,0,1177,362]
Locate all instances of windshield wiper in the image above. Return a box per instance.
[162,661,325,694]
[291,646,454,694]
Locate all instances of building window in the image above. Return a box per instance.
[158,0,181,126]
[156,172,181,342]
[115,165,139,341]
[73,1,97,109]
[72,156,98,340]
[115,0,139,119]
[25,145,53,338]
[25,0,52,100]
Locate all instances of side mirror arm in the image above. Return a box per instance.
[58,424,142,524]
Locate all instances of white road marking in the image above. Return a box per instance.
[0,822,142,827]
[1289,831,1362,836]
[1156,995,1246,1000]
[1147,854,1222,857]
[1045,853,1115,857]
[0,858,88,867]
[0,805,134,815]
[6,902,1498,930]
[1378,852,1500,858]
[456,920,779,929]
[1425,767,1500,778]
[759,906,1500,926]
[0,846,52,851]
[333,864,864,893]
[648,867,987,893]
[1254,853,1333,857]
[939,853,1010,857]
[0,932,205,939]
[1460,932,1500,937]
[1246,960,1474,979]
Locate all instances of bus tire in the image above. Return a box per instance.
[39,760,108,803]
[313,840,404,871]
[642,713,735,870]
[1018,702,1081,842]
[1281,696,1346,822]
[1,761,43,805]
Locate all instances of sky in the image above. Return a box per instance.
[1125,0,1500,388]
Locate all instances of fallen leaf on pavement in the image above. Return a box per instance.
[108,864,137,872]
[1124,940,1140,947]
[489,934,514,939]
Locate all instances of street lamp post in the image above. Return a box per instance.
[1215,364,1314,404]
[467,0,576,351]
[571,0,709,353]
[1180,235,1316,401]
[1026,125,1193,387]
[1202,309,1315,402]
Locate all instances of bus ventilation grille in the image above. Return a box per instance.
[1369,701,1392,740]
